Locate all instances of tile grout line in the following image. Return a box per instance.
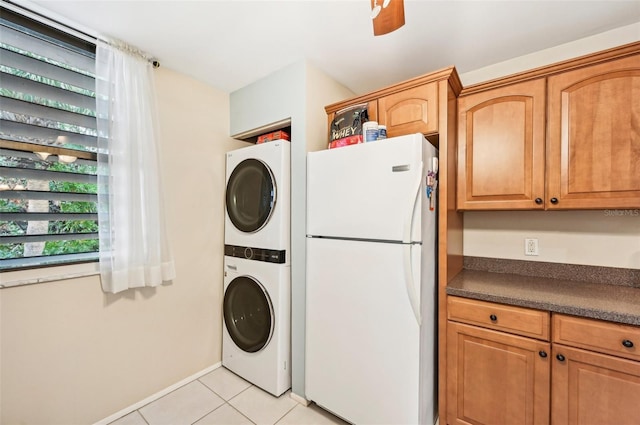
[119,376,224,425]
[225,384,259,424]
[135,409,150,425]
[112,370,306,425]
[226,382,253,403]
[100,364,221,425]
[189,377,256,425]
[134,380,215,425]
[225,386,298,425]
[226,402,258,425]
[143,410,150,425]
[187,399,223,425]
[273,402,299,425]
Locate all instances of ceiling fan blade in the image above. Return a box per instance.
[371,0,405,36]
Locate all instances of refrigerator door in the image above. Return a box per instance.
[307,134,425,243]
[305,237,422,424]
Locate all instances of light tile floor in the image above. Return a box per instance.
[109,367,349,425]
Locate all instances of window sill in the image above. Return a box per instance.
[0,262,100,288]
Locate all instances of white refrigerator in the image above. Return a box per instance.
[305,133,439,425]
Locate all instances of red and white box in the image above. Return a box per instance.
[257,130,290,144]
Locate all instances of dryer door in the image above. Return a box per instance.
[226,158,276,233]
[223,276,275,353]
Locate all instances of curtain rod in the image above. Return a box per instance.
[2,0,160,68]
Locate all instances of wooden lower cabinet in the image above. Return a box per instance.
[446,321,551,425]
[446,301,640,425]
[551,344,640,425]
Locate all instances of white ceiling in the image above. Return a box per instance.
[21,0,640,94]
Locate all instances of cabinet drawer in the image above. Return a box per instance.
[447,296,550,340]
[553,314,640,362]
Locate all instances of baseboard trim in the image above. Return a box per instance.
[93,362,222,425]
[289,391,310,406]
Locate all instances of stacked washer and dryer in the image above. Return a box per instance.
[222,140,291,397]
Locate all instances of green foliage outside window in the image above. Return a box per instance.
[0,160,99,260]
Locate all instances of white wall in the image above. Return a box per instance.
[459,23,640,270]
[460,22,640,85]
[229,61,306,399]
[229,62,353,399]
[0,67,248,424]
[229,61,305,138]
[464,211,640,269]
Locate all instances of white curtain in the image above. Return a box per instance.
[96,39,175,294]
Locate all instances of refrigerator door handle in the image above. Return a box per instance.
[402,161,423,244]
[403,244,421,325]
[402,161,423,326]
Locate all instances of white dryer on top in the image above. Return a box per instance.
[225,141,290,260]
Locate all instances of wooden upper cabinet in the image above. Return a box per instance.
[457,79,546,210]
[377,83,438,137]
[547,54,640,209]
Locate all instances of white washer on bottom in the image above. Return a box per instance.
[222,255,291,397]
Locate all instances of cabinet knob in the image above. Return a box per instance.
[550,197,559,204]
[556,354,566,362]
[622,339,634,348]
[539,350,548,358]
[489,314,497,321]
[535,198,543,205]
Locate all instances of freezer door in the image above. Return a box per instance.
[305,237,425,424]
[307,134,425,242]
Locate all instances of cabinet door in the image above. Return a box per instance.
[447,322,550,425]
[552,344,640,425]
[547,54,640,209]
[377,83,438,137]
[457,79,546,210]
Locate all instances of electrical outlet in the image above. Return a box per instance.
[525,238,539,256]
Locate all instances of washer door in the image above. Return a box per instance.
[226,158,276,233]
[223,276,274,353]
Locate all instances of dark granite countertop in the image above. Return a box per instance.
[447,269,640,326]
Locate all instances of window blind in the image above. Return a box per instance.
[0,7,98,271]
